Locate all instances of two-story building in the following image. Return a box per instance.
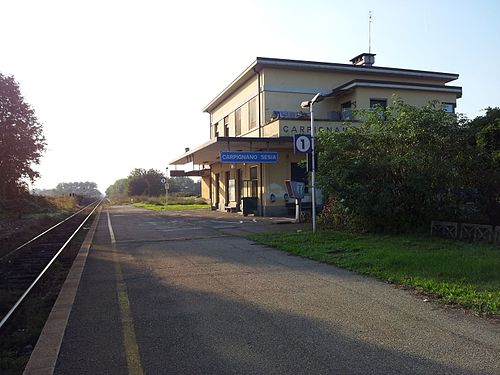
[169,53,462,217]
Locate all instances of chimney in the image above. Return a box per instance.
[350,53,375,67]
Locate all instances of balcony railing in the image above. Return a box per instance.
[271,109,354,122]
[341,109,353,121]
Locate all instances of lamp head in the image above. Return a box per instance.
[311,92,323,104]
[301,93,324,109]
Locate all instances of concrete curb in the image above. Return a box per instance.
[23,205,103,375]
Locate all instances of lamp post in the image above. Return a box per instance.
[301,93,323,233]
[165,167,169,207]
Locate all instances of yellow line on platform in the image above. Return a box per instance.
[107,210,144,375]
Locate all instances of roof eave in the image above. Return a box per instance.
[169,136,294,166]
[203,57,460,113]
[203,58,262,113]
[169,137,218,165]
[327,79,463,99]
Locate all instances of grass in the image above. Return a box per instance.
[107,194,210,211]
[109,195,208,206]
[1,226,89,374]
[126,195,210,211]
[132,203,209,211]
[0,194,79,219]
[1,196,83,257]
[247,230,500,315]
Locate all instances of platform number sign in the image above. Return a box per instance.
[293,134,312,154]
[160,177,167,184]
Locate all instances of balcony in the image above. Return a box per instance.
[271,109,354,122]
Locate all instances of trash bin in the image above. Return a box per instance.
[241,197,258,216]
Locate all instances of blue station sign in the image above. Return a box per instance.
[220,151,279,163]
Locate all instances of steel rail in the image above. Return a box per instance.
[0,199,100,262]
[0,199,103,330]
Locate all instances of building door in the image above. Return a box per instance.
[250,166,258,197]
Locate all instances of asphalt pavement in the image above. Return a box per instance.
[51,205,499,375]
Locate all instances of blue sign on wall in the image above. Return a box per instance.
[220,151,279,163]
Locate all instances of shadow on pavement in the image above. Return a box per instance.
[54,212,497,375]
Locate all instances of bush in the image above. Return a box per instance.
[317,99,474,232]
[318,196,351,230]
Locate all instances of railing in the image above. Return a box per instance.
[271,110,354,122]
[431,220,500,244]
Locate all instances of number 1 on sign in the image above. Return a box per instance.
[294,134,312,153]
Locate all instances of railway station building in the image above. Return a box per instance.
[169,53,462,217]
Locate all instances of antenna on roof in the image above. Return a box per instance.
[369,10,373,54]
[350,11,376,67]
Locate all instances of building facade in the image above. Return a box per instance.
[170,54,462,216]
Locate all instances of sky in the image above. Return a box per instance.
[1,0,499,193]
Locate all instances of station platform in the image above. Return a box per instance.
[23,206,500,375]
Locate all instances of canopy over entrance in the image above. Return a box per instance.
[169,136,293,167]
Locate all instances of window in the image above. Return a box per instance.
[370,99,387,119]
[213,122,219,138]
[341,101,352,121]
[370,99,387,110]
[250,166,258,197]
[442,103,455,113]
[224,116,229,137]
[235,107,241,136]
[249,98,257,129]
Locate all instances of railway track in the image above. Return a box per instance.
[0,199,103,330]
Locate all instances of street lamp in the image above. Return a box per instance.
[165,167,169,207]
[301,93,324,233]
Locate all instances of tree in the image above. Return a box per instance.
[317,99,469,231]
[464,108,500,224]
[105,178,129,197]
[108,170,201,198]
[0,73,46,200]
[127,168,165,196]
[167,176,201,195]
[54,181,102,198]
